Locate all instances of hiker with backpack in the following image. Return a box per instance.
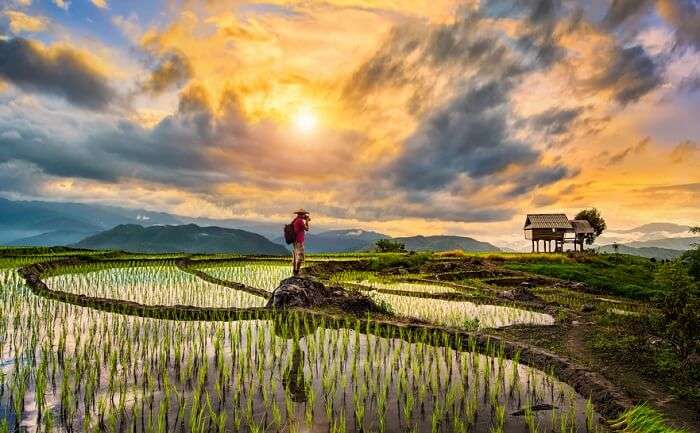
[284,209,310,276]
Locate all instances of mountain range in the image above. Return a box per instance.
[274,229,389,253]
[74,224,289,255]
[1,197,695,256]
[596,244,687,260]
[387,235,500,252]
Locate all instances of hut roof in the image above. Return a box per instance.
[570,219,595,234]
[524,214,573,230]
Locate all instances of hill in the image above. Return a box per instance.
[274,229,389,253]
[73,224,289,255]
[596,244,685,260]
[6,230,99,247]
[387,235,500,252]
[625,236,699,251]
[614,222,690,234]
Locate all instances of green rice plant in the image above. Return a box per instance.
[608,404,687,433]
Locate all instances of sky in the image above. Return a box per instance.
[0,0,699,246]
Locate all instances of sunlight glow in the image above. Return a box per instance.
[293,108,318,134]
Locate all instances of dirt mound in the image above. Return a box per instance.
[498,285,540,302]
[266,276,381,314]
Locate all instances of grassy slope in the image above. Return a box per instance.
[500,254,659,299]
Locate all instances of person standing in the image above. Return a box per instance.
[292,209,310,276]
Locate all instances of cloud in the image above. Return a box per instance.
[670,139,698,163]
[602,0,700,50]
[140,50,193,94]
[52,0,69,11]
[90,0,107,9]
[607,136,650,165]
[528,107,583,136]
[642,182,700,193]
[656,0,700,49]
[389,81,544,191]
[603,0,653,28]
[0,37,116,109]
[589,45,662,105]
[3,10,48,33]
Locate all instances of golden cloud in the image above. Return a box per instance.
[4,10,48,33]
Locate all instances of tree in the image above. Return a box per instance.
[684,225,700,282]
[375,239,406,253]
[575,208,607,244]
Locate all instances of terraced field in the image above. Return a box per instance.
[0,249,693,433]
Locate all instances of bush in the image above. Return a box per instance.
[375,239,406,253]
[654,261,700,362]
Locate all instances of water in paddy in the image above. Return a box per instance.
[201,263,291,292]
[45,265,266,308]
[371,292,555,329]
[0,268,598,433]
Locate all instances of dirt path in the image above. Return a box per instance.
[563,324,700,432]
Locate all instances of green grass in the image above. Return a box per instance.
[503,254,659,299]
[368,252,432,271]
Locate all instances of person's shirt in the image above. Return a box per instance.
[293,217,307,243]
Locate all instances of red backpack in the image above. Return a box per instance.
[283,221,296,244]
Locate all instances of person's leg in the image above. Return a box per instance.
[297,242,305,274]
[292,242,300,275]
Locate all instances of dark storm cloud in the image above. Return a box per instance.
[593,45,662,105]
[389,81,564,192]
[140,50,193,94]
[507,165,572,196]
[0,37,115,109]
[343,2,580,213]
[0,84,241,189]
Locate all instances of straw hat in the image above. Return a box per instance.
[293,208,309,215]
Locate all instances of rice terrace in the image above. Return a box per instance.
[0,240,697,433]
[1,0,699,432]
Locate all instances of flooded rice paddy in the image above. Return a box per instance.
[200,263,291,292]
[46,266,266,308]
[1,265,598,433]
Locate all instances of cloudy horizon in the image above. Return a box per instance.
[1,0,699,245]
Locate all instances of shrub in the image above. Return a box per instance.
[374,239,406,253]
[654,261,700,362]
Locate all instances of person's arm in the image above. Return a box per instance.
[304,219,309,231]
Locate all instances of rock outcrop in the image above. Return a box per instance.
[266,276,380,313]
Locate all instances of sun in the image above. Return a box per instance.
[293,108,318,133]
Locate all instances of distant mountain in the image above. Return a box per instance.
[73,224,289,255]
[386,235,500,252]
[614,223,690,234]
[626,237,699,251]
[6,230,99,247]
[274,229,389,253]
[0,197,183,246]
[597,244,685,260]
[0,197,337,246]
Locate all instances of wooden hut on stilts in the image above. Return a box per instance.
[523,214,596,252]
[523,214,572,253]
